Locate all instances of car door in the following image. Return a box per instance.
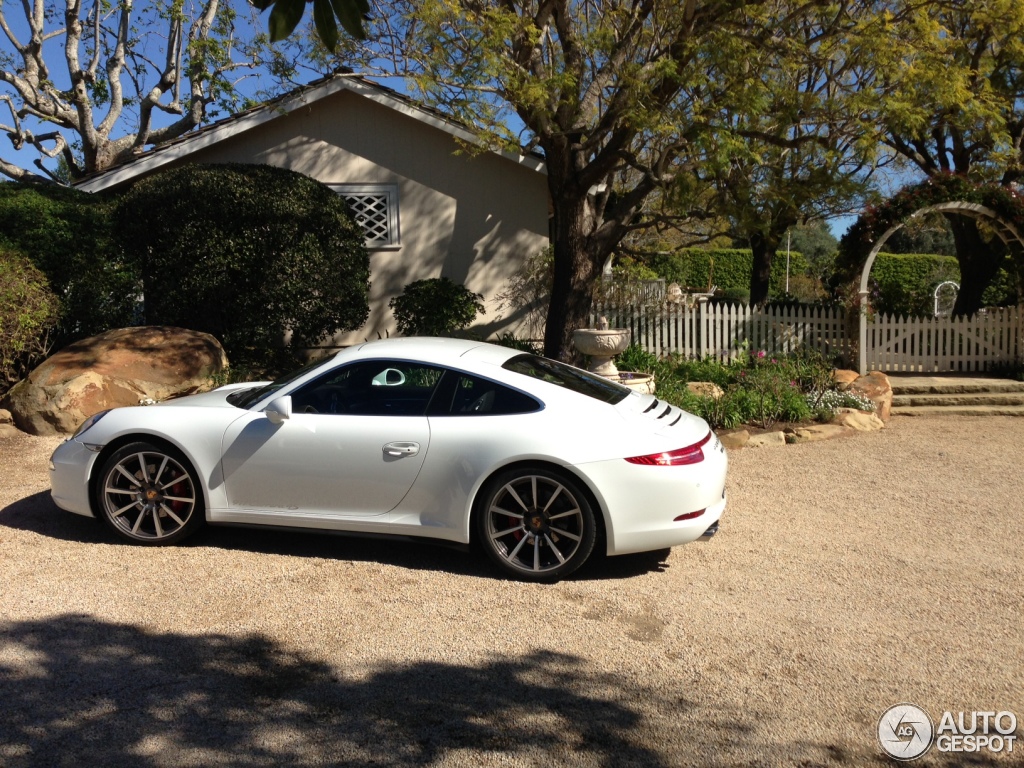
[220,360,443,518]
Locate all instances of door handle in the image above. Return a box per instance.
[383,441,420,457]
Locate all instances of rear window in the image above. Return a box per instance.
[439,373,541,415]
[502,354,630,404]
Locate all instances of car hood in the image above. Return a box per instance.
[155,385,254,409]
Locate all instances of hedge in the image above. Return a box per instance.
[647,248,811,296]
[646,247,1017,315]
[868,252,1017,316]
[0,249,61,393]
[868,253,960,317]
[0,182,137,345]
[114,164,371,370]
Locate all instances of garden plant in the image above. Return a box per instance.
[615,344,874,431]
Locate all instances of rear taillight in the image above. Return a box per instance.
[674,509,705,521]
[625,432,711,466]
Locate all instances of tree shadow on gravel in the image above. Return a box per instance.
[3,616,1000,767]
[0,492,674,581]
[0,615,674,767]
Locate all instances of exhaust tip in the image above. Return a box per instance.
[698,521,719,541]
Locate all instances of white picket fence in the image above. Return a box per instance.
[864,306,1023,373]
[589,301,1024,372]
[589,301,852,362]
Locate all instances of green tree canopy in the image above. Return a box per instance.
[875,0,1024,314]
[702,2,884,305]
[333,0,869,358]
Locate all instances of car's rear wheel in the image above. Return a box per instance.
[94,441,204,545]
[476,466,597,581]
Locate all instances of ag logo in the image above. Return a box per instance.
[878,704,935,761]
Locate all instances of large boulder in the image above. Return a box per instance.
[0,408,17,439]
[1,326,228,436]
[847,371,893,423]
[833,369,860,391]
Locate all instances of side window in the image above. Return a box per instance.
[445,373,541,416]
[291,361,444,416]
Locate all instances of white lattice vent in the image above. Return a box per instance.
[331,184,400,248]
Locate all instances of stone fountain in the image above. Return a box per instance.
[572,317,655,394]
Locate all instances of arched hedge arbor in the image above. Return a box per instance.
[837,175,1024,373]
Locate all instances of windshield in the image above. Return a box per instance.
[226,355,337,409]
[502,354,630,404]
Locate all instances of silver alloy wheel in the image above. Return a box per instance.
[485,474,586,574]
[101,450,197,541]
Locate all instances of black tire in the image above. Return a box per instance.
[93,441,205,545]
[476,466,597,581]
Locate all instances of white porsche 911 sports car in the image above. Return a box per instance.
[50,337,727,581]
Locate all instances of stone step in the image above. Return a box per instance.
[891,404,1024,417]
[892,392,1024,407]
[889,377,1024,396]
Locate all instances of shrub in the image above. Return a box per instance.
[690,391,745,430]
[672,355,739,388]
[0,182,138,345]
[732,366,799,429]
[493,332,542,354]
[389,277,485,336]
[615,343,659,373]
[114,164,370,370]
[0,250,61,393]
[715,287,751,305]
[862,251,1017,317]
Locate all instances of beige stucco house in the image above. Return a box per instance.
[76,72,551,345]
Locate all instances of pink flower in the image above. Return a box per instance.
[757,350,766,358]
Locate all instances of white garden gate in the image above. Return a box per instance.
[863,306,1023,373]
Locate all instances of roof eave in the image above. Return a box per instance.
[75,75,546,193]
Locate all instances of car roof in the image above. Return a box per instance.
[346,336,524,369]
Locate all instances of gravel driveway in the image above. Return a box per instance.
[1,417,1021,767]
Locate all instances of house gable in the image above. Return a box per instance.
[80,74,551,345]
[74,74,546,193]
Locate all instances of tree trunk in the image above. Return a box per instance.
[947,216,1005,316]
[543,194,606,362]
[748,231,781,306]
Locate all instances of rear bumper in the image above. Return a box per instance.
[577,443,728,556]
[607,494,726,554]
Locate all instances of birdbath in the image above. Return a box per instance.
[572,317,631,377]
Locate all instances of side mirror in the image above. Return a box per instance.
[265,396,293,425]
[372,367,406,386]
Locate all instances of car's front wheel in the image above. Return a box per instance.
[476,466,597,581]
[93,441,205,545]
